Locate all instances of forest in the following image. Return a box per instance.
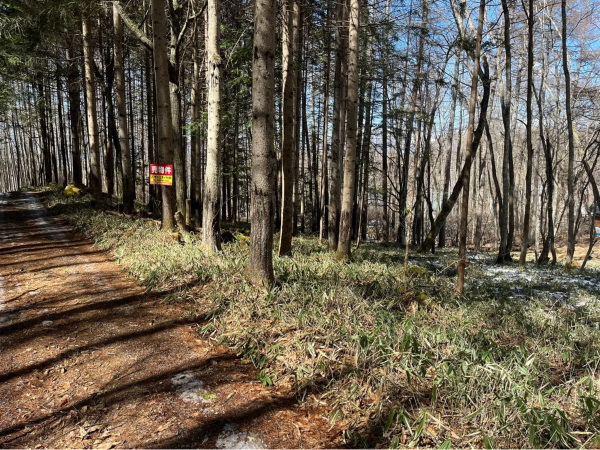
[1,0,600,448]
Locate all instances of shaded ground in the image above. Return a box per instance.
[0,192,342,449]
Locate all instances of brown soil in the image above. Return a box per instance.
[0,192,343,449]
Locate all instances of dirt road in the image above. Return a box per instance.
[0,192,339,449]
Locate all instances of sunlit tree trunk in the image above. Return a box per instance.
[248,0,277,286]
[279,0,297,256]
[336,0,359,260]
[203,0,223,252]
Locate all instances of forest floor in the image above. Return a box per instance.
[0,191,342,449]
[2,188,600,449]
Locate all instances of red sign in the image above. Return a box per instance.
[150,164,173,186]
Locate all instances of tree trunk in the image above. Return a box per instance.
[279,0,297,256]
[535,44,556,265]
[381,63,389,243]
[190,22,201,225]
[439,54,460,248]
[398,0,428,246]
[336,0,359,260]
[562,0,576,267]
[144,0,156,214]
[357,79,374,247]
[248,0,277,286]
[82,15,102,197]
[497,0,513,262]
[293,3,302,236]
[151,0,177,229]
[457,0,486,294]
[37,79,52,185]
[114,5,135,214]
[419,68,490,253]
[328,0,347,251]
[66,48,83,187]
[519,0,534,266]
[202,0,223,252]
[581,160,599,271]
[319,0,332,244]
[56,71,68,186]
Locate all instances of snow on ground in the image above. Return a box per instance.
[411,250,600,311]
[171,372,210,404]
[170,374,266,447]
[215,424,266,449]
[463,255,600,310]
[477,263,600,292]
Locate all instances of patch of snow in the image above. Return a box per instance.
[42,320,53,326]
[171,372,209,404]
[481,265,535,282]
[473,258,600,310]
[479,263,600,290]
[215,424,265,449]
[469,253,491,261]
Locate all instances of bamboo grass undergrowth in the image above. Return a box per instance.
[43,189,600,449]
